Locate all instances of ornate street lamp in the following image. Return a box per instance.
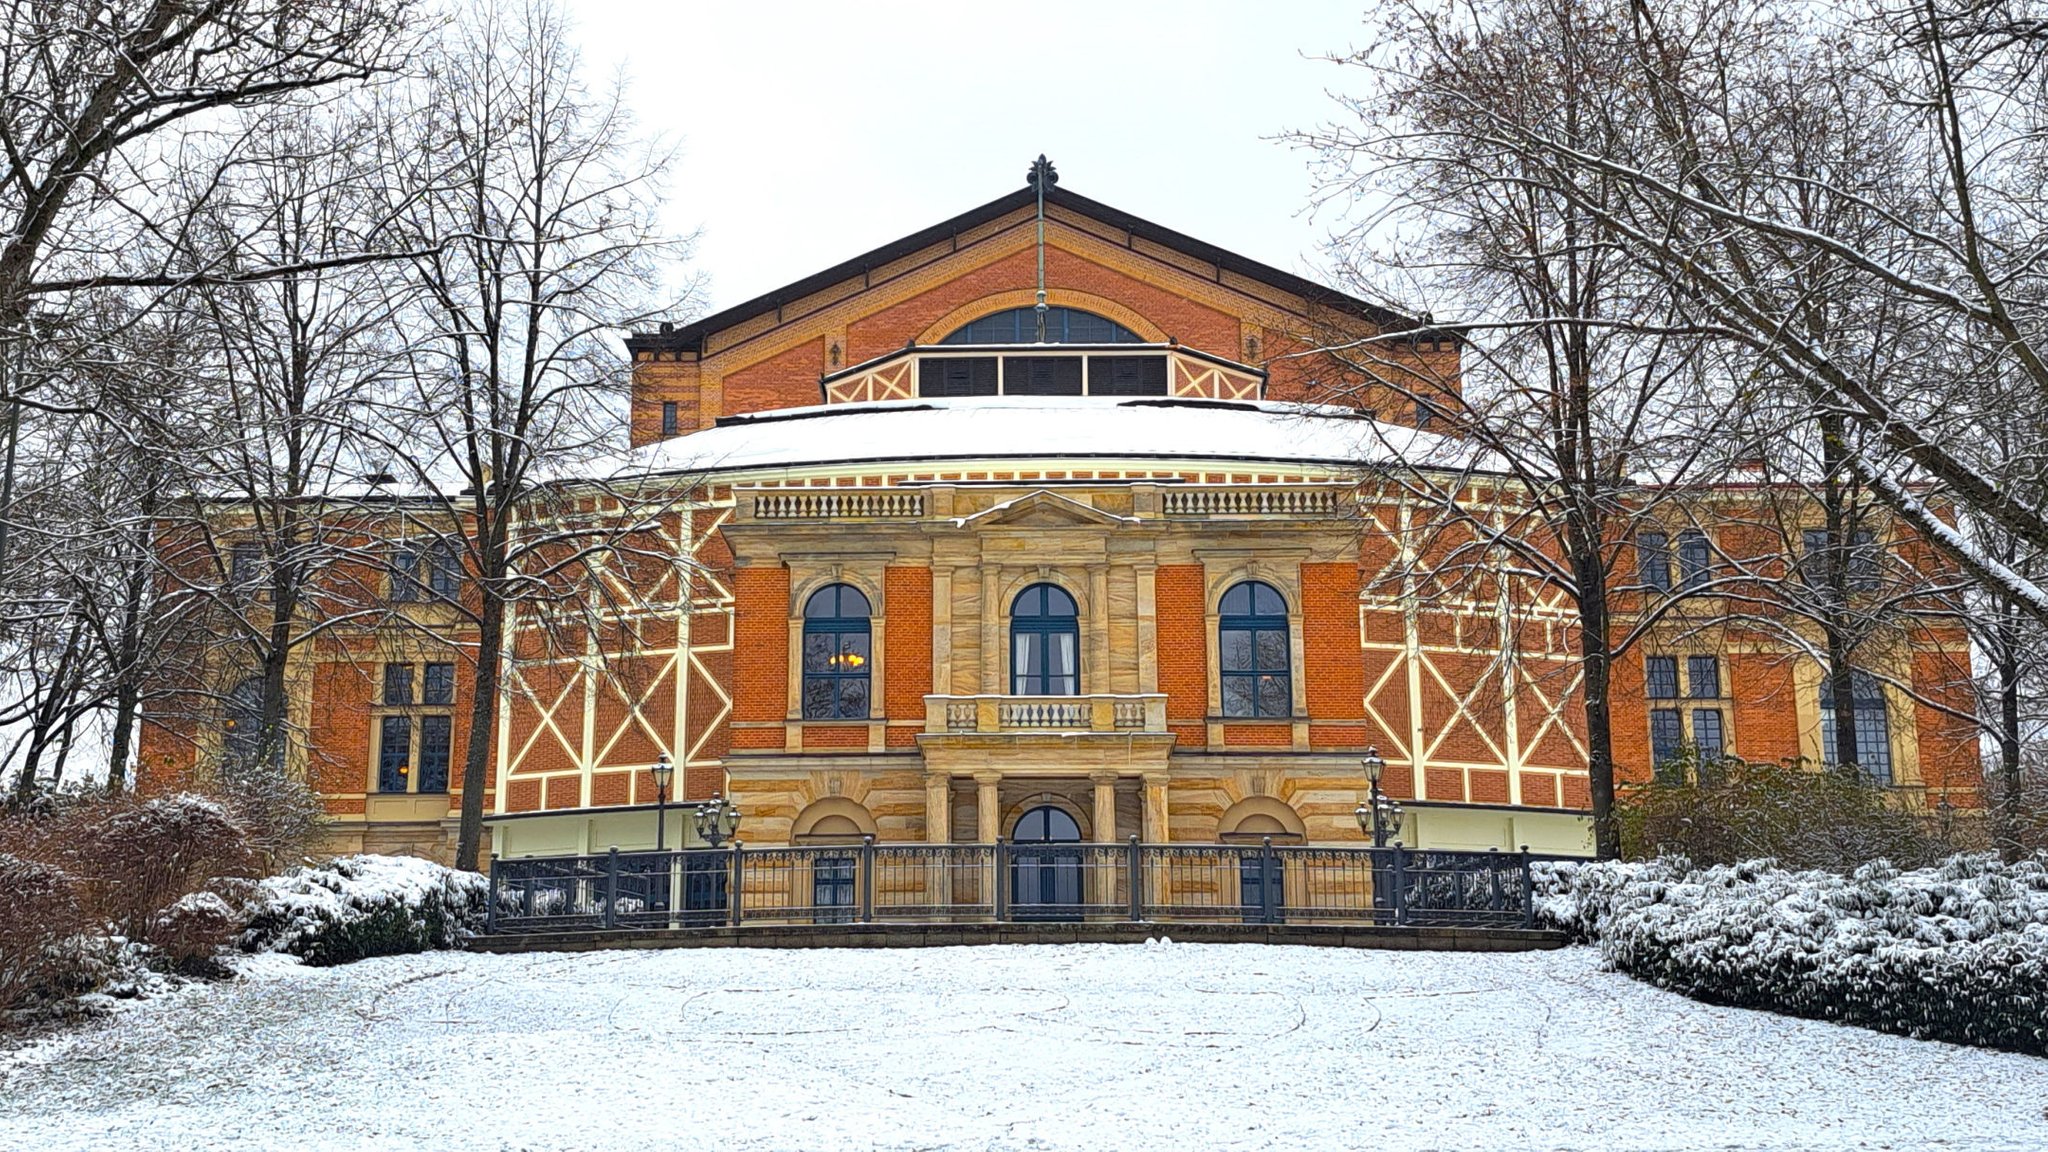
[1354,746,1405,849]
[649,752,675,850]
[693,791,742,849]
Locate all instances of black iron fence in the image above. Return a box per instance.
[486,838,1551,935]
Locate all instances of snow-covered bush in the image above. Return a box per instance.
[149,891,242,975]
[1540,854,2048,1054]
[241,854,489,966]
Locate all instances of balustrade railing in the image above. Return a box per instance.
[1160,487,1342,517]
[485,840,1543,935]
[926,693,1168,735]
[750,490,925,520]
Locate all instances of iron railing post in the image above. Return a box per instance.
[1259,842,1269,923]
[860,834,876,923]
[485,857,500,934]
[521,861,535,919]
[1520,845,1535,928]
[729,841,745,928]
[993,837,1009,922]
[1488,846,1503,914]
[604,847,619,931]
[1127,835,1142,922]
[1391,843,1408,926]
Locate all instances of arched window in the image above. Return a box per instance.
[1219,581,1291,718]
[802,584,871,720]
[1011,583,1079,696]
[939,306,1146,345]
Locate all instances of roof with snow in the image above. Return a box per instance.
[619,395,1485,478]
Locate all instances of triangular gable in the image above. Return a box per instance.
[952,490,1138,530]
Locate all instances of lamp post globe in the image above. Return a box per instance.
[1360,746,1394,848]
[649,752,675,850]
[694,792,741,849]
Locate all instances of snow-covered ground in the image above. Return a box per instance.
[2,943,2042,1151]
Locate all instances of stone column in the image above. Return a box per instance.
[1091,772,1119,843]
[924,772,951,843]
[975,772,1002,843]
[1142,772,1170,844]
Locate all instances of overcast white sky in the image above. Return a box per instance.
[571,1,1376,316]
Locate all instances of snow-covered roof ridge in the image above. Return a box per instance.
[605,394,1489,480]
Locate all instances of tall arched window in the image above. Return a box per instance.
[939,306,1145,345]
[1011,583,1079,695]
[1219,581,1291,718]
[802,584,871,719]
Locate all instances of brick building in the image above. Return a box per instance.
[139,164,1981,865]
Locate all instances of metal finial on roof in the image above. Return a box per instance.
[1026,154,1058,188]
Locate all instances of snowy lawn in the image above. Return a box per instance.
[2,942,2042,1151]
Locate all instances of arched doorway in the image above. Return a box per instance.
[1011,804,1083,921]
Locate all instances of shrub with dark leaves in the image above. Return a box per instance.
[1536,855,2048,1055]
[241,854,489,966]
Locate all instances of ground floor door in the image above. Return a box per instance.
[1011,805,1083,921]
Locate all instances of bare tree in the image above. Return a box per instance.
[377,0,696,870]
[1297,0,1734,857]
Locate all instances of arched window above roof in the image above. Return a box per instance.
[939,306,1146,345]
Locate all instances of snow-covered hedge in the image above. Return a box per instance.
[1535,855,2048,1055]
[240,855,489,967]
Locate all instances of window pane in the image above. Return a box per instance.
[1219,629,1253,671]
[1253,629,1288,672]
[1638,534,1671,591]
[423,663,455,706]
[1221,676,1255,718]
[802,677,837,719]
[417,716,451,792]
[389,549,419,601]
[1086,355,1167,395]
[1253,583,1285,616]
[1686,656,1719,699]
[1220,584,1250,615]
[1048,632,1075,678]
[1645,657,1678,699]
[1691,709,1724,760]
[377,715,411,792]
[803,633,834,673]
[837,677,868,720]
[1256,674,1291,718]
[1678,531,1711,589]
[383,664,413,706]
[1649,709,1682,772]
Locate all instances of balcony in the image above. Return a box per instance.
[923,693,1168,735]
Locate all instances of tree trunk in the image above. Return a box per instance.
[1575,550,1621,859]
[455,563,505,872]
[1995,600,2024,861]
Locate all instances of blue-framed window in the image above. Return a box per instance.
[1219,580,1291,718]
[377,714,411,792]
[1650,708,1684,776]
[1820,670,1892,784]
[1645,656,1679,699]
[383,663,413,705]
[1687,656,1720,699]
[1011,584,1079,695]
[1691,708,1725,760]
[939,306,1145,345]
[802,584,872,720]
[1678,530,1711,589]
[417,715,451,793]
[1638,533,1672,591]
[426,542,463,598]
[423,662,455,705]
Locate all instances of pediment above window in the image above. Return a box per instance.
[951,490,1138,530]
